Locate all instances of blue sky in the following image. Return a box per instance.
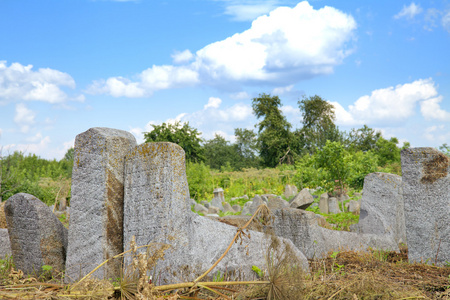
[1,0,449,159]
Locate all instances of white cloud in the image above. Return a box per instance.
[420,96,450,121]
[332,78,445,126]
[442,11,450,33]
[4,135,51,157]
[272,85,294,95]
[230,91,250,99]
[0,61,79,104]
[224,2,279,21]
[129,127,146,144]
[394,2,423,20]
[204,97,222,109]
[172,50,194,64]
[14,103,36,133]
[90,2,356,97]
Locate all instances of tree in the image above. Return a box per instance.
[298,95,341,153]
[203,134,239,170]
[345,125,382,152]
[252,93,294,167]
[234,128,260,169]
[375,137,401,166]
[144,121,205,163]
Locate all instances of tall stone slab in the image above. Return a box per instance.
[5,193,68,276]
[0,229,11,258]
[356,172,406,244]
[65,127,136,282]
[123,142,309,284]
[401,148,450,265]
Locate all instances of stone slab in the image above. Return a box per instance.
[5,193,68,276]
[0,201,7,228]
[289,188,314,210]
[0,228,11,258]
[65,127,137,282]
[401,148,450,265]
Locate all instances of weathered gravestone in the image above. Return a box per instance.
[327,197,341,214]
[65,127,137,282]
[401,148,450,265]
[284,184,298,198]
[318,193,329,214]
[123,142,309,284]
[213,188,225,202]
[355,173,406,244]
[5,193,68,276]
[289,188,314,210]
[0,229,11,258]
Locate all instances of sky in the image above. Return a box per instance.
[0,0,449,160]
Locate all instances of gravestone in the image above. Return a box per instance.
[401,148,450,265]
[223,202,235,213]
[327,197,341,214]
[284,184,298,198]
[65,127,137,282]
[0,201,7,228]
[356,173,405,244]
[213,188,225,202]
[268,196,289,210]
[289,188,314,210]
[211,197,224,211]
[249,195,264,215]
[241,201,253,216]
[5,193,68,276]
[123,142,309,284]
[0,228,11,258]
[318,193,329,214]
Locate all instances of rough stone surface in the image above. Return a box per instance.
[249,195,265,215]
[5,193,68,276]
[284,184,298,198]
[356,173,405,244]
[0,201,7,228]
[211,197,224,211]
[65,127,137,282]
[348,200,360,213]
[318,193,329,214]
[232,204,241,212]
[0,228,11,258]
[222,202,235,213]
[271,208,399,259]
[401,148,450,265]
[213,188,225,202]
[208,206,220,214]
[241,201,253,216]
[268,197,289,210]
[194,203,208,213]
[327,197,341,214]
[289,188,314,210]
[123,142,309,284]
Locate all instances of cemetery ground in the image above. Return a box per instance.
[0,205,449,299]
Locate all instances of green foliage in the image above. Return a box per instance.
[252,93,295,167]
[234,128,260,169]
[144,121,205,163]
[375,137,401,167]
[323,212,360,231]
[439,143,450,156]
[315,140,349,193]
[203,134,239,171]
[345,125,382,152]
[252,265,264,278]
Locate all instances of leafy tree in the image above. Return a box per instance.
[374,137,401,166]
[315,140,349,194]
[252,93,294,167]
[345,125,382,152]
[439,143,450,156]
[144,121,205,163]
[234,128,260,169]
[203,134,239,171]
[64,147,74,161]
[298,95,342,153]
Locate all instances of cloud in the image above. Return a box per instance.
[14,103,36,133]
[332,78,446,126]
[90,2,356,97]
[420,96,450,121]
[224,2,280,21]
[394,2,423,20]
[172,50,194,64]
[204,97,222,109]
[0,61,80,104]
[442,11,450,33]
[230,91,250,99]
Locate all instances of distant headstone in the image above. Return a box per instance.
[223,202,235,213]
[249,195,264,215]
[194,203,208,214]
[211,197,224,211]
[213,188,225,202]
[289,188,314,210]
[327,197,341,214]
[348,200,360,213]
[232,204,241,212]
[318,193,329,214]
[284,184,298,198]
[356,173,405,244]
[0,201,7,228]
[0,229,11,258]
[401,148,450,265]
[65,127,137,282]
[208,206,220,214]
[5,193,68,276]
[241,201,253,216]
[268,196,289,210]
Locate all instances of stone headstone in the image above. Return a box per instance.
[401,148,450,265]
[284,184,298,198]
[289,188,314,210]
[348,200,360,213]
[356,173,405,244]
[222,202,235,213]
[232,204,241,212]
[241,201,253,216]
[5,193,68,276]
[211,197,224,211]
[194,203,208,214]
[318,193,329,214]
[208,206,220,214]
[201,200,210,208]
[268,196,289,210]
[249,195,265,215]
[327,197,341,214]
[0,201,7,228]
[0,228,11,258]
[65,127,137,282]
[123,142,309,284]
[213,188,225,202]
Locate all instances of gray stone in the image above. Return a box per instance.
[232,204,241,212]
[268,197,289,210]
[327,197,341,214]
[261,195,269,203]
[201,200,210,208]
[284,184,298,198]
[190,199,197,207]
[249,195,265,215]
[319,193,329,214]
[223,202,235,213]
[208,206,220,214]
[401,148,450,265]
[194,203,208,213]
[0,228,11,258]
[65,127,137,282]
[356,173,405,245]
[348,200,360,213]
[5,193,68,276]
[241,201,253,216]
[289,188,314,210]
[211,197,224,211]
[213,188,225,202]
[272,208,399,259]
[122,142,309,284]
